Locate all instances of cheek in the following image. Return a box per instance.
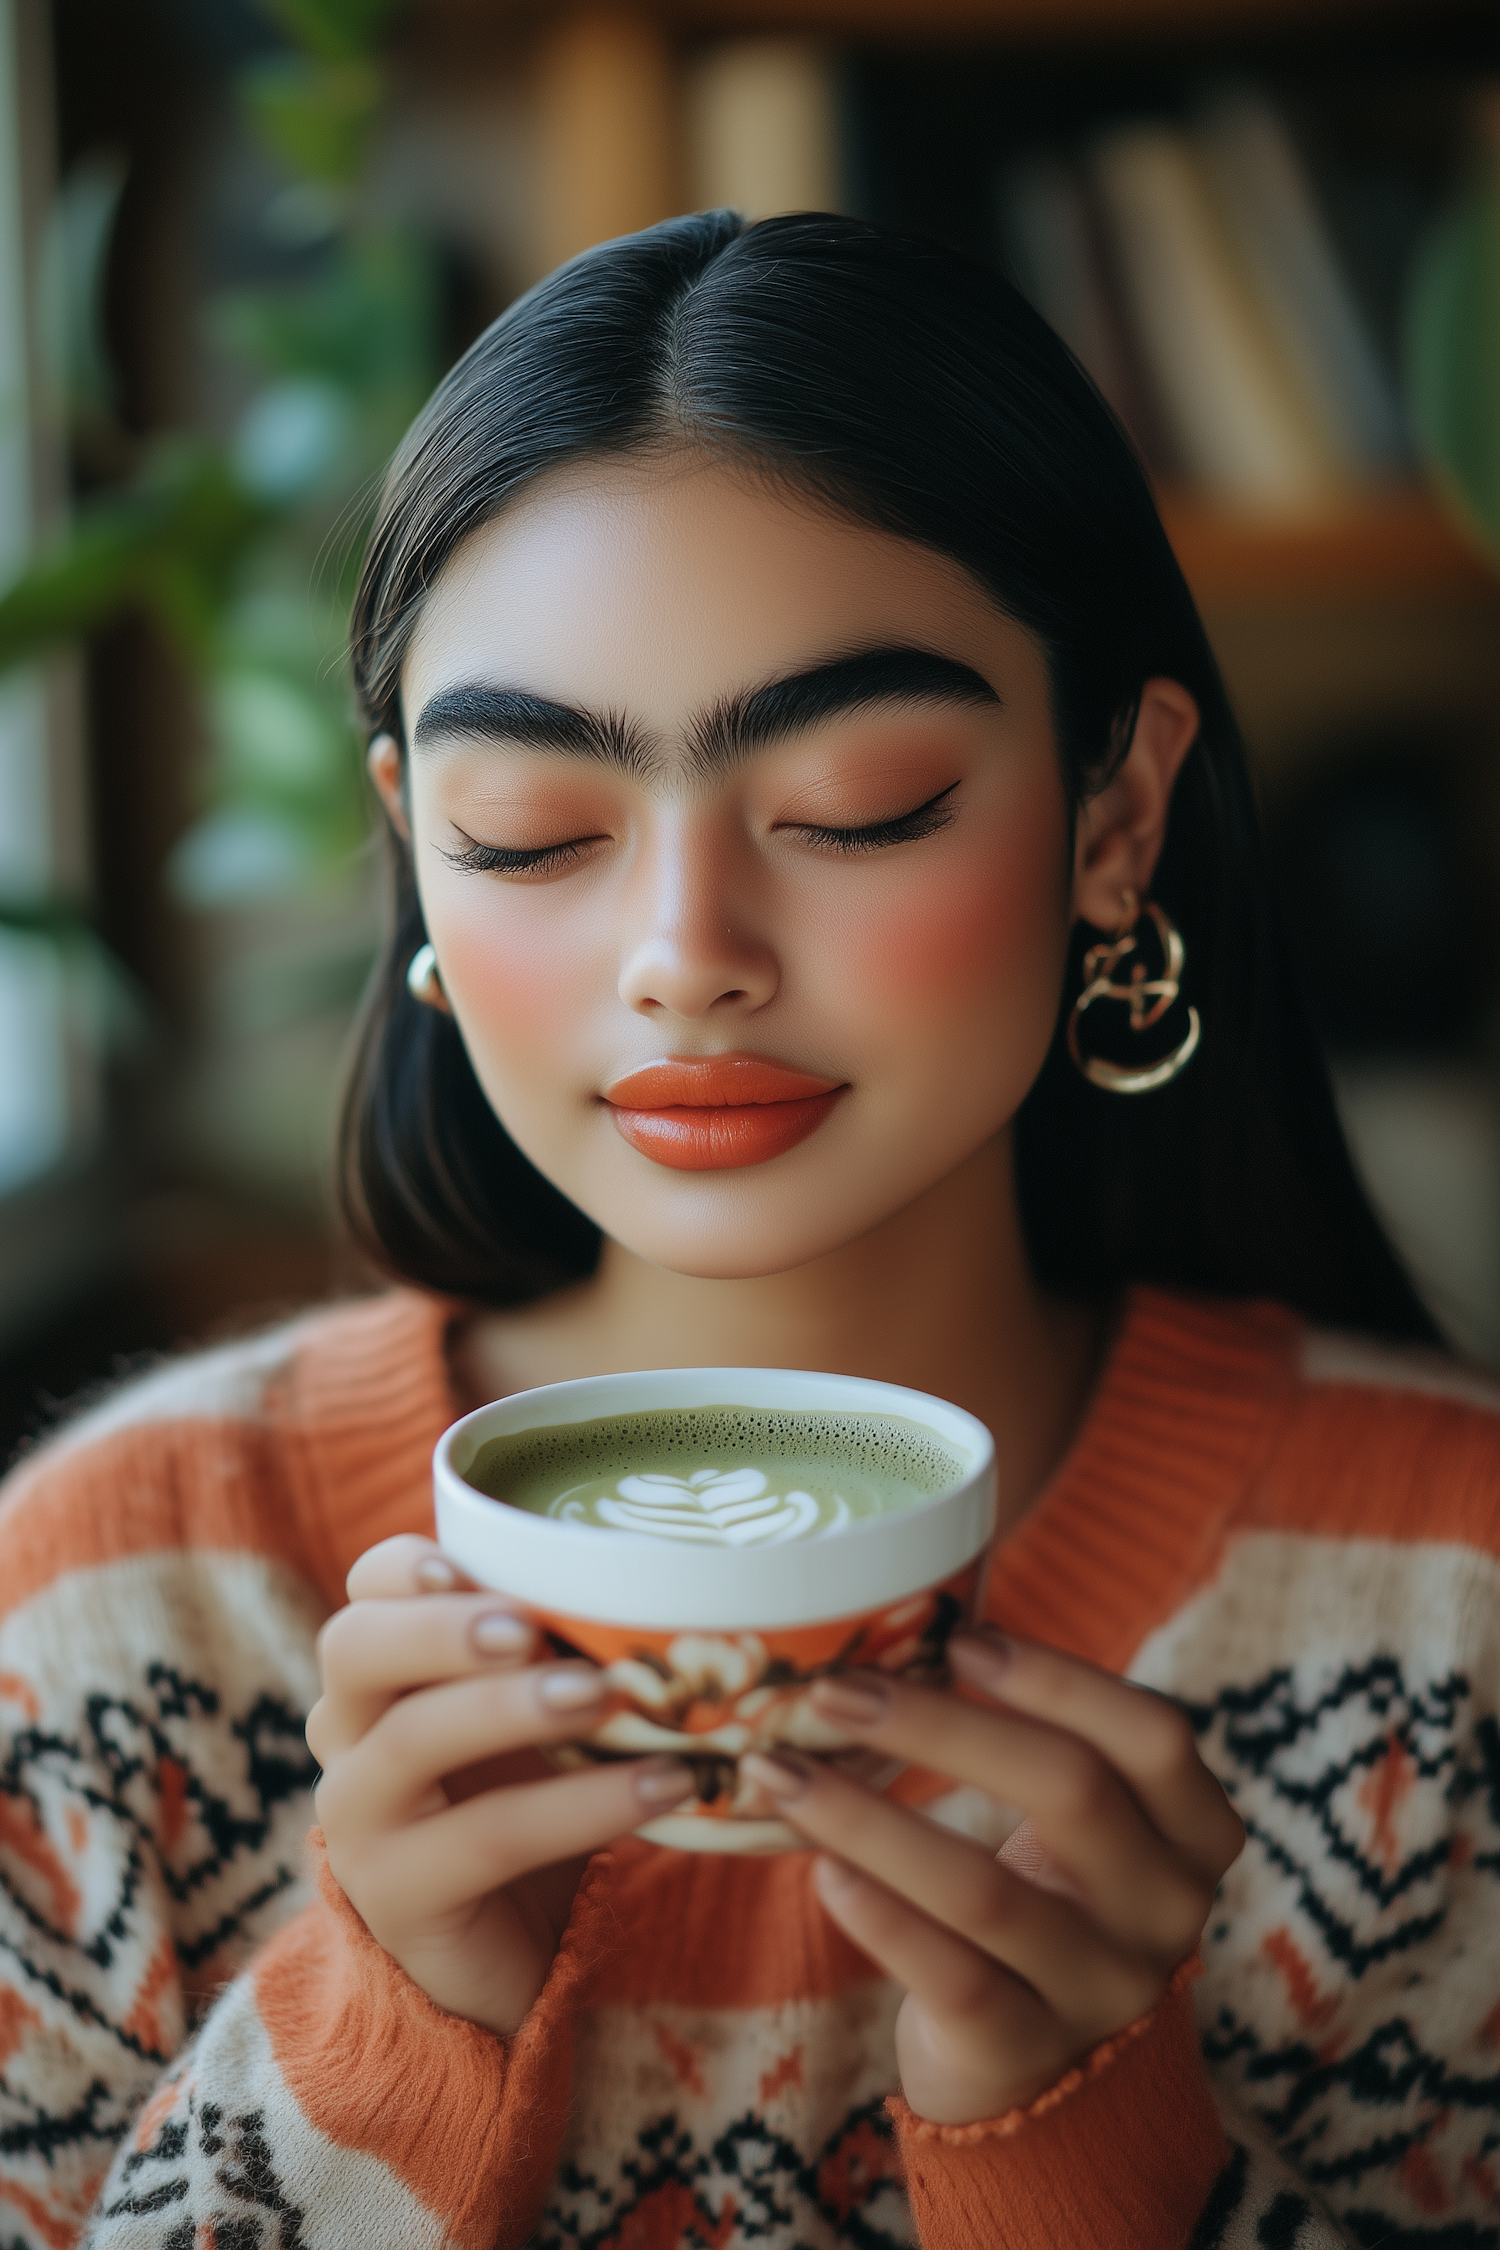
[832,814,1069,1023]
[433,897,591,1078]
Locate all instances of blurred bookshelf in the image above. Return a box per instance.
[405,0,1500,737]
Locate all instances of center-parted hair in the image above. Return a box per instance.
[341,208,1434,1343]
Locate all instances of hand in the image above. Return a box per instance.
[741,1628,1243,2125]
[307,1534,695,2037]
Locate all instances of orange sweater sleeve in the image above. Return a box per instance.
[889,1960,1228,2249]
[84,1837,610,2250]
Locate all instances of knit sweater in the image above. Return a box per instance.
[1,1288,1497,2250]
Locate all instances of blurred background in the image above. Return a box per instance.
[0,0,1497,1466]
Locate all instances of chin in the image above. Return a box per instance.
[627,1235,831,1283]
[604,1213,847,1282]
[598,1174,935,1283]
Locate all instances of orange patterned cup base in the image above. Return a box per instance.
[534,1559,983,1851]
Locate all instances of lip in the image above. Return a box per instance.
[603,1054,847,1172]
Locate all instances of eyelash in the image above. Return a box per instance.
[790,783,959,854]
[441,784,960,878]
[441,838,594,877]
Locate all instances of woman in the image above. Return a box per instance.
[2,211,1495,2250]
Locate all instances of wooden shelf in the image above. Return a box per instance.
[660,0,1442,31]
[416,0,1469,50]
[1157,488,1499,605]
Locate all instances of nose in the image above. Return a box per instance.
[617,831,779,1021]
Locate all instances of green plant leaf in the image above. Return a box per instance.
[262,0,403,67]
[1406,166,1500,556]
[0,444,272,673]
[0,0,441,968]
[211,234,436,432]
[0,517,146,668]
[0,894,148,1048]
[0,894,91,942]
[241,53,385,186]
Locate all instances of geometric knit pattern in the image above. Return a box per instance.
[2,1287,1498,2248]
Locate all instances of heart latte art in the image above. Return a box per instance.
[575,1466,845,1545]
[469,1403,965,1546]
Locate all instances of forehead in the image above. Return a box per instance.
[402,454,1043,734]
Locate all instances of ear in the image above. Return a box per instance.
[1070,678,1200,931]
[367,733,410,841]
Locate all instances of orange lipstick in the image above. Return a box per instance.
[604,1054,846,1171]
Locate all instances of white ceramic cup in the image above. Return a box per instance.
[434,1366,997,1851]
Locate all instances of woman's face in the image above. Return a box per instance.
[396,455,1075,1280]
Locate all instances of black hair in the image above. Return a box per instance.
[340,208,1437,1344]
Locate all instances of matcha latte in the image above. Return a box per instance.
[467,1404,965,1548]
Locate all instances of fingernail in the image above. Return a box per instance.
[417,1556,458,1591]
[811,1673,889,1727]
[538,1666,605,1711]
[634,1757,695,1808]
[741,1749,814,1801]
[471,1611,532,1657]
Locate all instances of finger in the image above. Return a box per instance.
[807,1669,1201,1950]
[367,1755,696,1916]
[346,1535,482,1602]
[949,1631,1244,1877]
[740,1750,1154,2027]
[317,1662,610,1834]
[813,1860,1124,2125]
[313,1595,539,1749]
[812,1855,1039,2029]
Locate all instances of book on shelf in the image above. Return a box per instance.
[685,39,840,220]
[995,155,1173,477]
[683,54,1415,529]
[1192,89,1408,478]
[996,91,1410,519]
[1089,121,1346,514]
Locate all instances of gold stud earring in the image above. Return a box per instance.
[406,942,451,1015]
[1066,888,1200,1094]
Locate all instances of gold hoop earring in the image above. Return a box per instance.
[1066,888,1200,1095]
[406,941,451,1015]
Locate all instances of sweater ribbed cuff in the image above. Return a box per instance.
[889,1958,1226,2248]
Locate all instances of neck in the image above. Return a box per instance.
[458,1133,1105,1532]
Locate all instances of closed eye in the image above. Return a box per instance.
[785,782,959,854]
[440,834,606,877]
[437,783,959,875]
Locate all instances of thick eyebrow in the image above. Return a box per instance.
[687,646,1000,775]
[409,647,998,782]
[410,685,653,776]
